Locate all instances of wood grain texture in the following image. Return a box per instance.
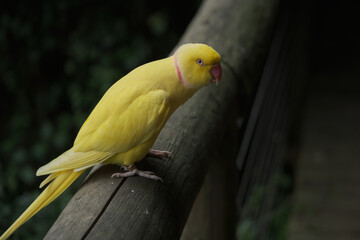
[44,0,279,239]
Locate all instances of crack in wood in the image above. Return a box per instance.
[81,177,127,240]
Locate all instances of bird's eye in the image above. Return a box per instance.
[196,59,204,66]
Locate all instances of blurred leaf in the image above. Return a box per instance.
[147,12,168,36]
[19,165,36,184]
[236,220,258,240]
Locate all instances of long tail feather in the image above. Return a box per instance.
[0,169,84,240]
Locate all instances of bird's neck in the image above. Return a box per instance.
[169,56,198,109]
[154,56,198,109]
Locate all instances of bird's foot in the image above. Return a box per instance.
[147,149,172,159]
[111,165,163,182]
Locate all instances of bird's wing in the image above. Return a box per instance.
[37,89,170,175]
[73,89,170,154]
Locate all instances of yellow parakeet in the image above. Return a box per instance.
[0,43,222,240]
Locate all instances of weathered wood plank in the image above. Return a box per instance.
[180,114,239,240]
[44,0,280,239]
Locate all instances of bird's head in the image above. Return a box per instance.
[174,43,222,89]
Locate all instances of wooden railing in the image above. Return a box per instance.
[44,0,280,239]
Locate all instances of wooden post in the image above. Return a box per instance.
[44,0,280,239]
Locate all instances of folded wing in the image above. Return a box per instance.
[37,89,170,175]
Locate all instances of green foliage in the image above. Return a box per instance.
[236,220,259,240]
[0,0,200,238]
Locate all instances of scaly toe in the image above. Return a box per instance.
[148,149,172,159]
[111,169,137,178]
[137,171,163,182]
[111,166,163,182]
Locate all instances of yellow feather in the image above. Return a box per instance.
[0,170,83,240]
[74,89,170,155]
[36,148,114,176]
